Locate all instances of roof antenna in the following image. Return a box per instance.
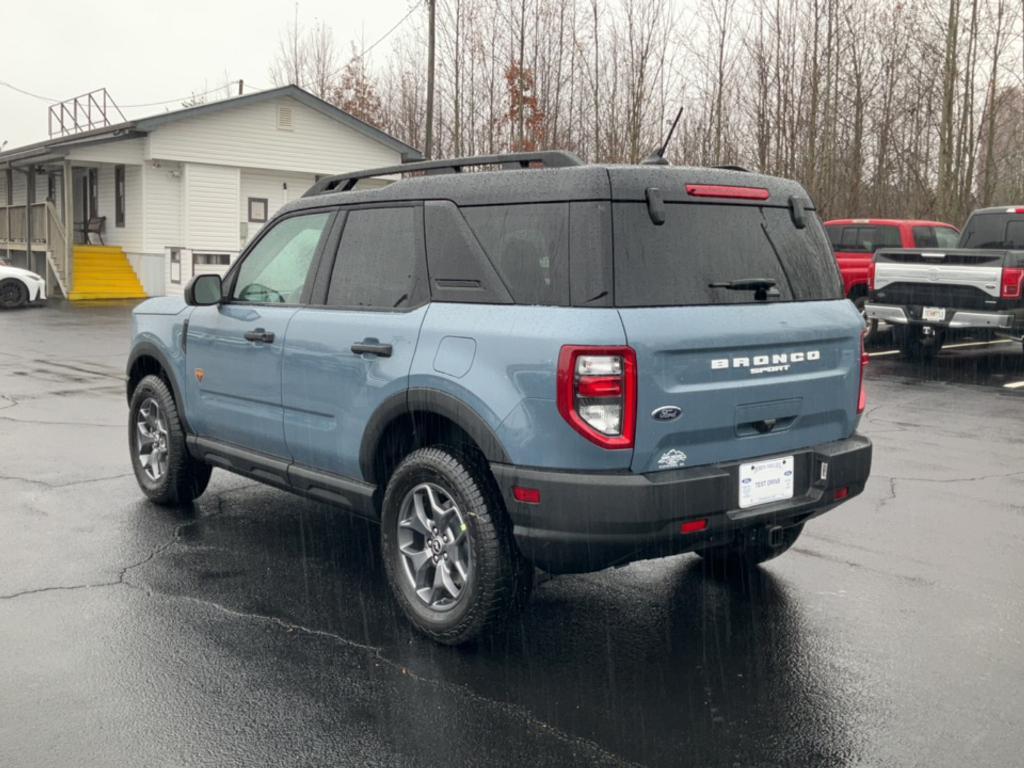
[642,107,683,166]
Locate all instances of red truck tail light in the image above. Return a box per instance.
[557,346,637,449]
[857,332,868,414]
[1000,268,1023,299]
[866,261,876,291]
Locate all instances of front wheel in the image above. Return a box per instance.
[696,523,804,567]
[129,375,212,505]
[380,447,528,645]
[0,279,28,309]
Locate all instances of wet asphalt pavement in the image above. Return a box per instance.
[2,302,1023,767]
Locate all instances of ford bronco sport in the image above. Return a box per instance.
[126,152,872,644]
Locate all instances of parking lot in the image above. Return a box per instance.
[2,300,1023,767]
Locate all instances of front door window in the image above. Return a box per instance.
[232,212,331,304]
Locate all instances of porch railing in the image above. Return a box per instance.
[0,202,70,296]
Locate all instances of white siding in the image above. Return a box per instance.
[183,163,240,252]
[239,168,317,244]
[66,138,145,165]
[142,161,182,253]
[146,95,401,175]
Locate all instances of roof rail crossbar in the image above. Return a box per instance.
[304,151,585,196]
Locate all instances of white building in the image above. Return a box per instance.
[0,85,420,299]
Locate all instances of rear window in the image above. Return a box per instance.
[613,203,842,307]
[831,225,901,253]
[960,213,1024,249]
[462,203,569,305]
[912,226,960,249]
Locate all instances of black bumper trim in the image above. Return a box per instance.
[492,434,872,573]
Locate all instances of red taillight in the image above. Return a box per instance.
[867,261,876,291]
[857,332,868,414]
[680,519,708,534]
[1000,268,1023,299]
[686,184,770,201]
[557,346,637,449]
[834,486,850,501]
[512,486,541,504]
[1008,207,1024,214]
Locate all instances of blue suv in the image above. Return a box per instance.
[127,152,872,644]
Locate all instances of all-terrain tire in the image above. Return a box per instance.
[380,447,528,645]
[696,523,804,568]
[129,374,212,505]
[0,279,28,309]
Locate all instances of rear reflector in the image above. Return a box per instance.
[680,519,708,534]
[512,486,541,504]
[834,486,850,501]
[686,184,770,201]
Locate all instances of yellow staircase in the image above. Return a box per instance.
[69,245,148,301]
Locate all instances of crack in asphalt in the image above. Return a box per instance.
[873,470,1024,485]
[0,472,134,489]
[0,415,122,428]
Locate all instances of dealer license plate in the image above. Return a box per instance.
[739,456,795,509]
[922,306,946,322]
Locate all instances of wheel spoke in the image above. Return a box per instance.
[439,563,460,599]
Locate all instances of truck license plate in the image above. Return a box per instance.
[739,456,795,509]
[922,306,946,322]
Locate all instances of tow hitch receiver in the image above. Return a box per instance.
[767,526,785,548]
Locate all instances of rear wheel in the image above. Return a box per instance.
[852,294,877,341]
[129,375,212,505]
[380,447,528,645]
[0,279,28,309]
[696,523,804,567]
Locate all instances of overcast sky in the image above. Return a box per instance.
[0,0,416,149]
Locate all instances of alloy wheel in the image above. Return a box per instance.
[136,397,169,481]
[396,482,473,611]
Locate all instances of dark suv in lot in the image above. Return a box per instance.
[126,152,872,644]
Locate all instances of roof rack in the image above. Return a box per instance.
[304,151,585,196]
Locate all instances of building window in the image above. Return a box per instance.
[194,253,231,266]
[47,173,57,203]
[169,249,182,284]
[114,165,126,227]
[247,197,268,223]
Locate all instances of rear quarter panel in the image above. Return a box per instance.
[411,304,632,471]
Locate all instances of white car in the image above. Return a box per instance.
[0,262,46,309]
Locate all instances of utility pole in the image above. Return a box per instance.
[425,0,436,160]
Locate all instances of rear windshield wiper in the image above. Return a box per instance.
[708,278,780,301]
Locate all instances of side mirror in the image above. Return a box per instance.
[184,274,223,306]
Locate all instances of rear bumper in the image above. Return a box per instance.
[865,303,1014,330]
[492,434,872,574]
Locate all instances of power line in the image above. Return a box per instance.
[360,3,418,58]
[0,80,58,103]
[120,81,244,109]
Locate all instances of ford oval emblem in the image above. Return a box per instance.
[651,406,682,422]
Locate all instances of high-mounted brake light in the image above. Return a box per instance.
[858,332,868,415]
[1000,267,1023,299]
[557,346,637,449]
[686,184,770,201]
[1006,207,1024,214]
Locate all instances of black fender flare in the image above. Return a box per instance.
[125,341,191,434]
[358,388,511,482]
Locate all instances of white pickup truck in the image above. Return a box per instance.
[866,206,1024,359]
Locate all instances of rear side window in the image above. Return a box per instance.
[960,213,1024,249]
[912,226,960,249]
[461,203,569,305]
[613,203,842,307]
[327,207,424,309]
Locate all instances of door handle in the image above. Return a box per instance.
[351,338,393,358]
[244,328,275,343]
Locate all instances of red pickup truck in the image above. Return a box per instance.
[824,219,959,332]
